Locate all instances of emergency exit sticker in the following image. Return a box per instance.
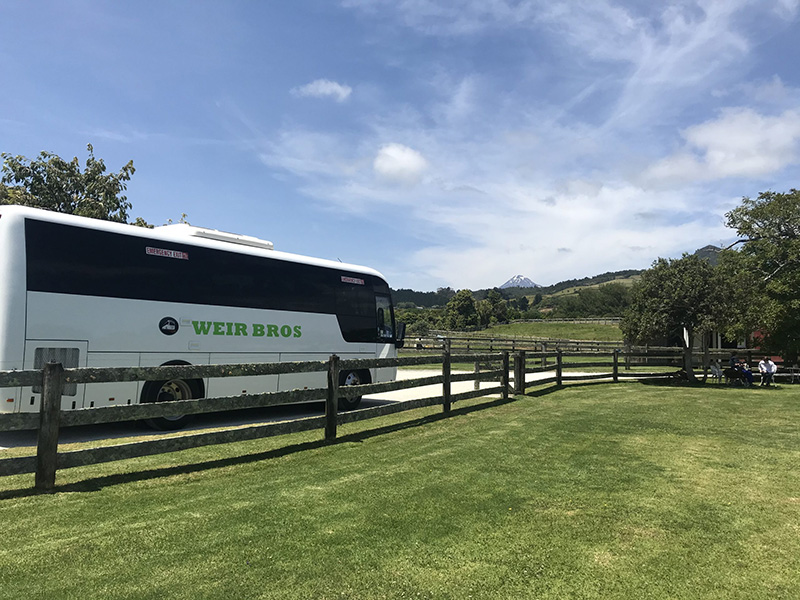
[146,247,189,260]
[341,276,365,285]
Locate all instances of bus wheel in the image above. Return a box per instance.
[141,378,202,430]
[338,370,366,410]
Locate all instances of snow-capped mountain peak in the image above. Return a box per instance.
[500,275,540,289]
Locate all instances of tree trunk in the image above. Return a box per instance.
[683,329,697,381]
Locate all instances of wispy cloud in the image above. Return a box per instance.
[80,128,153,143]
[258,129,364,179]
[291,79,353,102]
[230,1,799,287]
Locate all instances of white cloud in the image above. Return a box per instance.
[401,182,729,288]
[291,79,352,102]
[645,108,800,183]
[373,143,429,185]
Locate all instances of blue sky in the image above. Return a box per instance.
[2,1,799,291]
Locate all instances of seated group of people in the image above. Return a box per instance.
[713,353,778,386]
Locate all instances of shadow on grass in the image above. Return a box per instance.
[636,377,715,388]
[0,393,535,499]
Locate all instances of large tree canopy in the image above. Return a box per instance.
[1,144,135,223]
[621,254,728,378]
[724,189,800,361]
[622,189,800,367]
[725,189,800,274]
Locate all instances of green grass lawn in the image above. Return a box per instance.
[488,321,623,341]
[1,382,799,599]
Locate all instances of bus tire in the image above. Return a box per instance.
[338,369,368,411]
[141,376,203,431]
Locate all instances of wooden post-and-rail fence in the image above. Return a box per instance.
[0,346,712,493]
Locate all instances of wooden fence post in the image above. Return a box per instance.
[474,359,480,391]
[35,362,65,493]
[542,343,547,368]
[556,350,563,386]
[502,351,510,401]
[443,342,452,413]
[613,349,619,383]
[514,350,526,395]
[325,355,340,441]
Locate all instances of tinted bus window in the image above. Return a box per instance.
[25,219,388,342]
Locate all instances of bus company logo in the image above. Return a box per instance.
[146,246,189,260]
[159,317,180,336]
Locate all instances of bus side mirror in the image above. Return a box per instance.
[395,322,406,349]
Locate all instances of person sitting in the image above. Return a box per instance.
[758,356,777,386]
[738,361,755,385]
[709,360,723,383]
[729,352,754,385]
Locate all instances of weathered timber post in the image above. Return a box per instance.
[556,349,563,386]
[502,351,510,401]
[325,355,340,441]
[474,359,480,391]
[442,341,452,413]
[514,350,526,395]
[542,343,547,368]
[35,362,65,493]
[613,349,619,383]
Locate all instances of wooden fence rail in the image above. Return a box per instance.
[0,346,776,492]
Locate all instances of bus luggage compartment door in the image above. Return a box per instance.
[22,341,88,412]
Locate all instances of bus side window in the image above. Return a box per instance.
[376,297,393,339]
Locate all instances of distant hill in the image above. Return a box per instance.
[694,245,721,265]
[392,269,643,307]
[535,270,642,296]
[392,287,456,308]
[500,275,540,289]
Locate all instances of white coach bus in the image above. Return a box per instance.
[0,205,405,427]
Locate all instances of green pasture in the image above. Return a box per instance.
[487,321,623,341]
[543,275,640,298]
[1,381,799,599]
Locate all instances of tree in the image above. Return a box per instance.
[476,299,493,328]
[621,254,728,379]
[435,287,457,305]
[1,144,135,223]
[723,189,800,362]
[442,289,479,330]
[486,289,509,324]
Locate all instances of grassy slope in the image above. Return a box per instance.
[1,383,799,599]
[541,275,641,298]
